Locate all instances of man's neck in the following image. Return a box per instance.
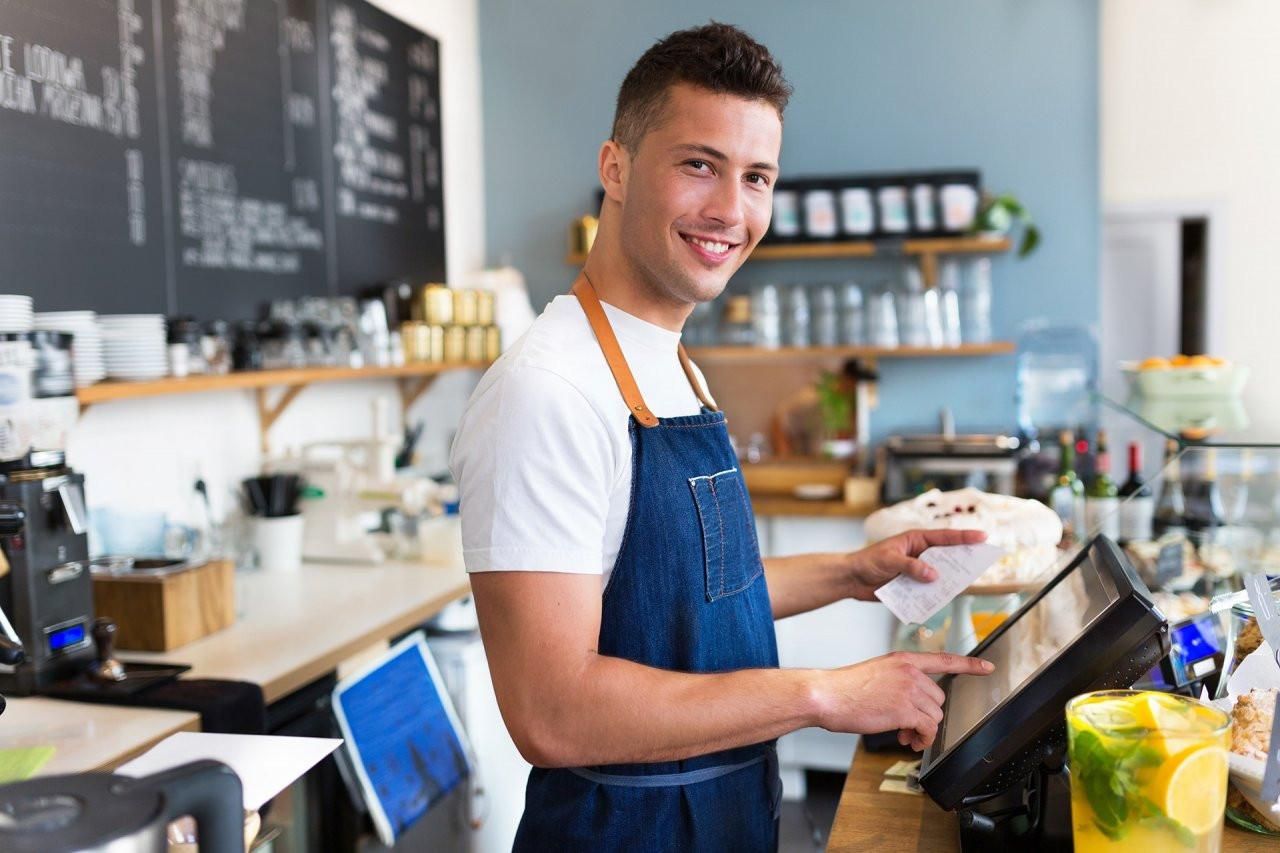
[581,238,693,334]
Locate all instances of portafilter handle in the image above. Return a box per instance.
[91,618,126,683]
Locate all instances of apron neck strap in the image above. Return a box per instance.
[570,273,718,429]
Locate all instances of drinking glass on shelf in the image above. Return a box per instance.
[898,265,929,347]
[922,287,945,348]
[939,261,963,348]
[961,258,994,344]
[719,296,755,346]
[752,284,782,349]
[839,281,865,345]
[812,283,839,347]
[785,284,811,347]
[867,288,899,348]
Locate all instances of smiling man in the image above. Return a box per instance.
[450,22,992,851]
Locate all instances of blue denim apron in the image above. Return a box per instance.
[512,275,782,852]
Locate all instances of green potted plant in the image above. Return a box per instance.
[972,192,1041,258]
[815,370,856,460]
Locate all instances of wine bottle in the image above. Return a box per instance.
[1117,441,1154,544]
[1152,439,1186,539]
[1084,430,1120,540]
[1050,429,1086,540]
[1186,448,1226,546]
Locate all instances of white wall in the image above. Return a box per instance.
[1101,0,1279,436]
[69,0,486,520]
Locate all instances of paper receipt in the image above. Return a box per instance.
[873,543,1006,625]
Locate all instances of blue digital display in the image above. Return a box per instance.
[47,622,86,653]
[1163,614,1224,687]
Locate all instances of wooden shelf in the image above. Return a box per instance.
[77,362,490,453]
[750,495,875,518]
[76,362,487,405]
[687,342,1015,363]
[564,235,1010,267]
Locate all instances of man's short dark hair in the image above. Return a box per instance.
[612,22,792,152]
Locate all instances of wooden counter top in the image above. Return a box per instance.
[0,559,464,781]
[829,745,1273,852]
[127,559,470,703]
[0,698,199,775]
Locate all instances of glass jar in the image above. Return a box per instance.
[1214,581,1280,836]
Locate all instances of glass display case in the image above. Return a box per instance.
[890,378,1280,835]
[896,383,1279,662]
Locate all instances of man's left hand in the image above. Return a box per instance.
[842,529,987,601]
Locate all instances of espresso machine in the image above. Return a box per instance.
[0,449,97,694]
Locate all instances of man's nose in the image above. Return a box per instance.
[699,176,746,231]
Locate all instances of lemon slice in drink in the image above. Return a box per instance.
[1153,745,1228,835]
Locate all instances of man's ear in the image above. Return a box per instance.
[599,139,629,205]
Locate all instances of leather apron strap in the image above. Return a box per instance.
[570,273,717,429]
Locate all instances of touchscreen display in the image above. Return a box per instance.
[937,550,1118,754]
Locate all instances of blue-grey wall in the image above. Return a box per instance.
[477,0,1098,438]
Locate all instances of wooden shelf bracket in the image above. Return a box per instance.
[398,375,438,414]
[256,384,306,454]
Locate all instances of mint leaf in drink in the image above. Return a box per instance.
[1071,730,1130,833]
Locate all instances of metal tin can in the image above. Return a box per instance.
[483,325,502,361]
[423,325,445,363]
[475,290,495,327]
[400,322,425,362]
[417,284,453,326]
[464,326,487,362]
[453,289,480,327]
[443,326,467,362]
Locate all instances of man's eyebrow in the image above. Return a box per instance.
[671,143,778,173]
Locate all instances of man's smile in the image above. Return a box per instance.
[678,231,742,264]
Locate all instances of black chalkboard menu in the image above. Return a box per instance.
[0,0,445,321]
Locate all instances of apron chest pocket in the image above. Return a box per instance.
[689,468,763,602]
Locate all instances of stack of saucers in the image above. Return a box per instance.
[0,296,34,333]
[99,314,168,381]
[34,311,105,387]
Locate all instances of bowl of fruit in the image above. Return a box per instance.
[1123,354,1248,399]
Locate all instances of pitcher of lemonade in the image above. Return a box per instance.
[1066,690,1230,852]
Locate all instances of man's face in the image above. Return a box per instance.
[615,83,781,307]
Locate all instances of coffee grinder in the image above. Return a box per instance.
[0,449,97,694]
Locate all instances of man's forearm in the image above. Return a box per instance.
[517,655,823,767]
[764,552,852,619]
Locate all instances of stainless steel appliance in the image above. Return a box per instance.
[880,431,1022,505]
[0,759,244,852]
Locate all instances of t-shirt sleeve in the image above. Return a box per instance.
[449,363,619,574]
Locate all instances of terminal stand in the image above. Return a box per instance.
[956,750,1073,853]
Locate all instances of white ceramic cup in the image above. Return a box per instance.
[250,514,305,572]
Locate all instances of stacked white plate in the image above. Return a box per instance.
[99,314,168,381]
[34,311,106,387]
[0,295,34,333]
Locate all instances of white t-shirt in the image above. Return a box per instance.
[449,294,711,588]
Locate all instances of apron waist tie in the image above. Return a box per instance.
[568,745,782,819]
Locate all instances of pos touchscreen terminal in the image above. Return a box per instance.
[918,536,1169,852]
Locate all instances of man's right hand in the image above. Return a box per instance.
[813,651,995,752]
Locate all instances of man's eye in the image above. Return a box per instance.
[746,173,770,186]
[686,159,710,171]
